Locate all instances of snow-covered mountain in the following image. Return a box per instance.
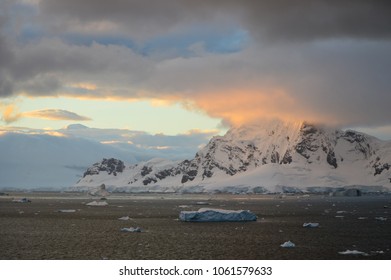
[75,120,391,193]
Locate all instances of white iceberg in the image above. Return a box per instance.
[338,250,369,256]
[120,227,142,232]
[280,241,295,248]
[118,216,131,221]
[58,209,76,213]
[303,222,319,228]
[86,201,108,206]
[195,202,210,205]
[179,208,257,222]
[375,217,387,221]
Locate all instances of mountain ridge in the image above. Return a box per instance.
[75,120,391,193]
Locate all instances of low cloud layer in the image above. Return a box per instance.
[1,0,391,128]
[0,124,217,161]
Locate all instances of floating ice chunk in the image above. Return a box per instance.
[195,202,210,205]
[338,250,369,256]
[179,208,257,222]
[118,216,131,221]
[303,222,319,228]
[336,211,347,214]
[58,209,76,213]
[375,217,387,221]
[86,201,108,206]
[358,217,368,220]
[280,241,295,248]
[371,250,384,254]
[120,227,142,232]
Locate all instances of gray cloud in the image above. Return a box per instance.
[0,17,14,97]
[38,0,391,41]
[0,0,391,129]
[238,0,391,42]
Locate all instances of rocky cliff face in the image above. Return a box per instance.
[83,158,125,177]
[75,120,391,192]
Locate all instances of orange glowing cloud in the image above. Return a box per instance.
[183,88,334,127]
[0,104,22,124]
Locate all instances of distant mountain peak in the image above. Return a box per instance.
[66,124,89,130]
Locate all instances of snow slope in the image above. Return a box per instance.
[75,120,391,193]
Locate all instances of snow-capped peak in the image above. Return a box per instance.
[75,119,391,193]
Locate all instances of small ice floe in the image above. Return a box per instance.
[12,198,31,203]
[303,222,319,228]
[336,211,347,214]
[178,205,190,208]
[86,201,108,206]
[371,250,385,255]
[375,217,387,221]
[280,241,295,248]
[338,250,369,256]
[195,202,210,205]
[58,209,76,213]
[118,216,131,221]
[120,227,142,233]
[358,217,368,220]
[179,208,257,222]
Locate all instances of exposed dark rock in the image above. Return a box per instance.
[281,150,292,164]
[271,151,280,163]
[142,177,157,185]
[140,166,152,177]
[373,162,390,176]
[181,169,198,184]
[155,169,174,180]
[83,158,125,177]
[327,150,338,168]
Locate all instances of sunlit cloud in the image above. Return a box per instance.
[185,89,302,127]
[23,109,92,121]
[1,0,391,136]
[0,104,22,124]
[68,82,98,91]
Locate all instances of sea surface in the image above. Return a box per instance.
[0,192,390,259]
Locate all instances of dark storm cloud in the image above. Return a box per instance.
[238,0,391,41]
[1,0,391,129]
[0,4,15,98]
[39,0,391,41]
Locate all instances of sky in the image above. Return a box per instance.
[1,0,391,141]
